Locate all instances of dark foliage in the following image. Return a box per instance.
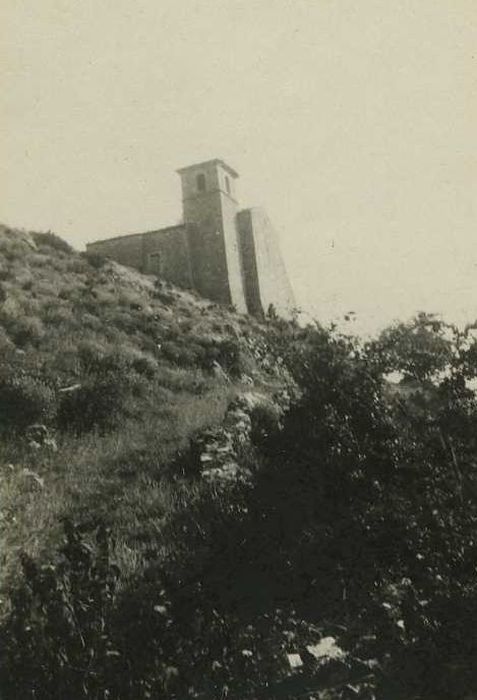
[4,315,477,698]
[82,251,108,269]
[1,521,121,699]
[57,373,133,434]
[0,365,57,432]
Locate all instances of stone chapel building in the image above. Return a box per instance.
[86,159,296,318]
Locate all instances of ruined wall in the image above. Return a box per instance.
[237,207,296,319]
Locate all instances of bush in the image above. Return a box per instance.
[0,521,122,700]
[201,338,243,377]
[77,338,108,372]
[66,258,88,274]
[118,289,144,310]
[31,231,73,254]
[0,370,57,432]
[57,373,131,434]
[161,341,196,367]
[0,228,35,260]
[82,251,107,269]
[28,253,51,267]
[249,401,281,447]
[81,312,103,331]
[41,305,74,328]
[130,351,157,378]
[0,314,45,347]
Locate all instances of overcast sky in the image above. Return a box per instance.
[2,0,476,334]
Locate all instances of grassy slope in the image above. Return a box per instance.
[0,225,287,601]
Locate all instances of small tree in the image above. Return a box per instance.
[369,312,455,381]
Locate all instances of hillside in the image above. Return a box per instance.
[2,224,477,699]
[0,224,294,591]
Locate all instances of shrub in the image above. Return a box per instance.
[206,338,243,377]
[0,521,122,699]
[35,279,60,297]
[130,351,157,378]
[77,338,108,372]
[57,373,131,433]
[80,343,157,379]
[249,401,281,447]
[118,289,144,310]
[82,251,107,269]
[28,252,51,267]
[160,341,204,368]
[0,314,45,348]
[51,256,69,272]
[105,308,140,334]
[92,287,116,307]
[0,370,57,432]
[371,313,455,381]
[0,228,35,259]
[66,258,88,274]
[81,312,103,331]
[31,231,73,254]
[41,305,74,328]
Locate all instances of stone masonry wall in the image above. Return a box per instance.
[143,226,194,288]
[183,193,232,306]
[86,234,144,271]
[87,226,194,290]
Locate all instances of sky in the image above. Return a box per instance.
[1,0,476,335]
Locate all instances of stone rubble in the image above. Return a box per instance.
[196,391,285,486]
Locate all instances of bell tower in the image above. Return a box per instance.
[177,159,247,312]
